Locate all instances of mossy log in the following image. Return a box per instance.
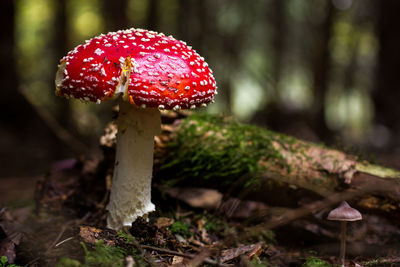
[102,112,400,211]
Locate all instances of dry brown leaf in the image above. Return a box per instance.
[171,255,184,265]
[196,219,205,230]
[246,242,263,260]
[155,217,175,228]
[188,236,204,247]
[220,243,264,263]
[199,229,212,245]
[167,188,222,209]
[79,226,102,245]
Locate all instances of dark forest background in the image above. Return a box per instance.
[1,0,399,182]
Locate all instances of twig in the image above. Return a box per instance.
[224,182,379,245]
[45,213,91,254]
[129,238,157,267]
[45,224,68,254]
[25,257,40,266]
[139,244,231,267]
[360,257,400,266]
[55,236,75,247]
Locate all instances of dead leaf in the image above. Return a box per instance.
[199,229,211,245]
[171,255,184,265]
[79,226,102,245]
[196,219,205,230]
[218,198,268,219]
[167,188,222,209]
[246,242,263,260]
[155,217,174,228]
[219,243,264,263]
[185,249,210,267]
[188,236,204,247]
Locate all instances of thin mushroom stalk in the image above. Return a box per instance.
[106,101,160,229]
[327,201,362,267]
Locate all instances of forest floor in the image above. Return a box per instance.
[1,118,400,267]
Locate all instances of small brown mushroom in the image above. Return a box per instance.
[327,201,362,267]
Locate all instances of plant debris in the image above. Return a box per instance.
[2,112,400,266]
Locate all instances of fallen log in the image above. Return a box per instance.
[102,112,400,212]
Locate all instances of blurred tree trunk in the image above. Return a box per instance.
[258,0,289,132]
[146,0,159,31]
[374,0,400,148]
[0,0,37,130]
[0,1,71,175]
[271,0,286,92]
[195,0,207,55]
[103,0,129,31]
[308,1,335,142]
[53,0,72,130]
[177,0,191,41]
[177,0,200,48]
[252,1,309,138]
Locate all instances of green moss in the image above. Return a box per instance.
[194,212,230,237]
[57,241,147,267]
[159,114,292,189]
[356,162,400,178]
[57,241,126,267]
[301,256,332,267]
[117,229,134,244]
[83,241,127,267]
[169,221,191,237]
[56,258,81,267]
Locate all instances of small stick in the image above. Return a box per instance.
[140,245,230,267]
[55,236,75,247]
[224,184,374,246]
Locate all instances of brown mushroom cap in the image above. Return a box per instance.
[327,201,362,222]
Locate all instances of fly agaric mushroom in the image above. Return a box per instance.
[55,28,217,230]
[327,201,362,267]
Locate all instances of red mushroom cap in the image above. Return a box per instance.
[55,28,217,110]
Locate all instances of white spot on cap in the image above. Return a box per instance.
[100,67,106,76]
[94,48,104,55]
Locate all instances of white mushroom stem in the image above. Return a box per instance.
[106,101,160,230]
